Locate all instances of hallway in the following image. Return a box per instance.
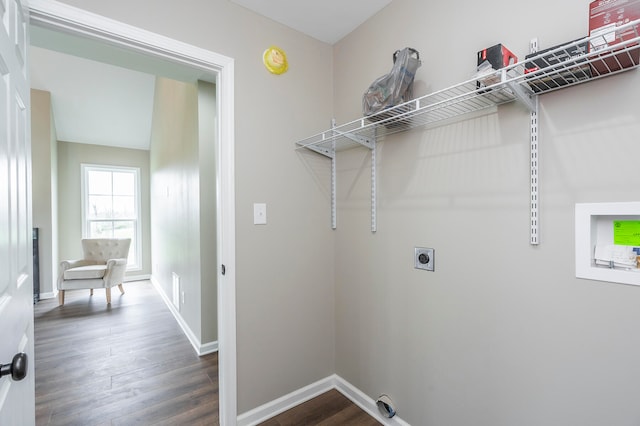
[34,281,218,425]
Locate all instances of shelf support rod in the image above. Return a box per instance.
[530,38,540,245]
[371,130,377,233]
[331,119,337,229]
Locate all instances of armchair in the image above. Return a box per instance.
[57,238,131,305]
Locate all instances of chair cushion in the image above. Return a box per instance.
[63,264,107,280]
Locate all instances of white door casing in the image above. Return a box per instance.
[28,0,237,424]
[0,0,36,423]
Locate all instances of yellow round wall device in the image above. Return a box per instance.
[263,46,288,75]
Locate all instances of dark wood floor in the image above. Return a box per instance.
[258,389,381,426]
[34,280,380,425]
[34,281,218,425]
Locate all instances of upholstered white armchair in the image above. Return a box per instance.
[57,238,131,305]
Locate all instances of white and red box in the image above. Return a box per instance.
[476,44,518,89]
[589,0,640,74]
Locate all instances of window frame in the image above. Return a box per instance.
[81,163,142,271]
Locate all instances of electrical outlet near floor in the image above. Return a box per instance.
[414,247,435,271]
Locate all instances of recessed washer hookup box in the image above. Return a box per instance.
[524,40,592,93]
[589,0,640,74]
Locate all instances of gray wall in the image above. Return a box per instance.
[55,0,336,413]
[147,77,218,348]
[57,141,151,277]
[149,77,203,341]
[198,81,218,343]
[31,89,58,297]
[52,0,640,423]
[333,0,640,425]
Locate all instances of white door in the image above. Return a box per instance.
[0,0,35,423]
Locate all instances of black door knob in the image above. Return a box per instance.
[0,353,27,381]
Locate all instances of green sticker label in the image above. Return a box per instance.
[613,221,640,246]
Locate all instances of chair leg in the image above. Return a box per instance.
[90,289,94,296]
[118,283,125,294]
[106,287,111,304]
[58,290,65,306]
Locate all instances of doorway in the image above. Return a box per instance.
[28,2,237,424]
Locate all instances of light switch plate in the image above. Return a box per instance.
[254,203,267,225]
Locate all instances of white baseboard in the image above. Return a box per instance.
[200,340,219,355]
[237,374,410,426]
[237,376,335,426]
[38,291,56,300]
[150,276,218,356]
[124,274,151,282]
[333,375,411,426]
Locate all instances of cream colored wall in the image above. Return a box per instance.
[149,77,203,340]
[31,89,57,296]
[57,141,151,277]
[55,0,336,413]
[197,80,218,343]
[333,0,640,424]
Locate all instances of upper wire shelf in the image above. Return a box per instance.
[296,19,640,155]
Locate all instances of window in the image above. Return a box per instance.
[82,164,141,270]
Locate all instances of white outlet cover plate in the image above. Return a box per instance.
[415,247,434,271]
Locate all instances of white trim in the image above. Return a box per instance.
[237,375,411,426]
[200,340,219,356]
[150,276,218,356]
[28,2,237,423]
[575,202,640,286]
[123,274,151,282]
[237,376,335,426]
[38,291,56,300]
[333,376,411,426]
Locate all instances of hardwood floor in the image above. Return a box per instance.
[34,281,218,425]
[34,281,380,425]
[257,390,381,426]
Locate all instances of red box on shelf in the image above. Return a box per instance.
[589,0,640,74]
[477,44,518,69]
[476,44,518,89]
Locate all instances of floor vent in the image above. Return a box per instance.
[172,272,180,311]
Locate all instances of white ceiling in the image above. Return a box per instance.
[29,1,392,150]
[30,46,156,150]
[230,0,392,44]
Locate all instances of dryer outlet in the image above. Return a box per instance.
[414,247,434,271]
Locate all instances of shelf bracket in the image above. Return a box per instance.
[334,127,376,232]
[371,131,377,233]
[304,144,334,159]
[332,128,374,150]
[505,80,537,113]
[331,145,337,229]
[325,119,378,232]
[530,38,539,245]
[330,120,338,229]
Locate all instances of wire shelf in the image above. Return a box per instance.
[296,19,640,155]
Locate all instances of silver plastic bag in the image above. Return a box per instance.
[362,47,421,117]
